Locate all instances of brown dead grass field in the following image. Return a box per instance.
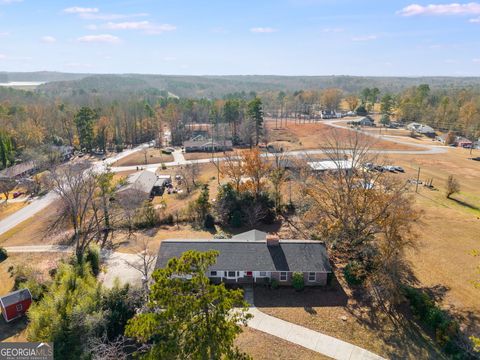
[0,252,67,342]
[0,202,26,221]
[183,150,238,161]
[0,200,63,247]
[264,119,420,151]
[113,148,174,166]
[254,284,444,360]
[383,149,480,315]
[236,327,331,360]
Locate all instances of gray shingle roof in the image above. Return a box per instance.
[118,170,157,194]
[0,289,31,308]
[156,240,332,273]
[232,230,267,241]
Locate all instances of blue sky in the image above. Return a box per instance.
[1,0,480,76]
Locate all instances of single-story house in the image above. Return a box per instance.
[0,288,32,323]
[117,171,170,199]
[407,123,436,137]
[455,137,473,148]
[308,159,355,175]
[0,161,37,179]
[320,110,342,119]
[183,139,233,153]
[155,232,332,286]
[349,116,375,127]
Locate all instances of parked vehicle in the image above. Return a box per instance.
[394,166,405,172]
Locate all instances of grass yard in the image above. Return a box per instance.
[236,327,331,360]
[0,252,67,342]
[183,150,237,161]
[264,119,421,151]
[383,149,480,329]
[113,148,174,167]
[0,201,26,221]
[0,200,63,247]
[254,284,444,360]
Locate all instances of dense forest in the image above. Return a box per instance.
[1,72,480,171]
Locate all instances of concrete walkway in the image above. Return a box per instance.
[247,307,384,360]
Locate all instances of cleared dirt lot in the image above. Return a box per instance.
[265,118,421,151]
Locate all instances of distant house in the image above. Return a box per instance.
[455,137,473,148]
[117,170,170,199]
[0,289,32,323]
[308,159,355,175]
[0,161,37,179]
[320,110,340,119]
[349,116,375,127]
[407,123,436,137]
[183,139,233,153]
[155,232,332,286]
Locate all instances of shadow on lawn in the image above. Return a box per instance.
[253,274,348,308]
[450,197,480,213]
[0,316,27,342]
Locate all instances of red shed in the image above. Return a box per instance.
[0,289,32,323]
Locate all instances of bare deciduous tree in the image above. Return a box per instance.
[125,236,157,294]
[446,175,460,199]
[47,162,103,262]
[0,176,17,202]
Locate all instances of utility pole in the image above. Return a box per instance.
[415,167,421,193]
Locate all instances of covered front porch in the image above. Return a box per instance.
[208,270,271,285]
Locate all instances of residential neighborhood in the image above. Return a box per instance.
[1,1,480,360]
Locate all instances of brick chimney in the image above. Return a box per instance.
[266,234,280,247]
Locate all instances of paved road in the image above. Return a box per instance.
[0,144,148,237]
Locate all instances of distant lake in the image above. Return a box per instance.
[0,81,45,87]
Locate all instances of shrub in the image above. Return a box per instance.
[292,272,304,291]
[343,261,364,285]
[230,210,243,228]
[86,246,101,277]
[270,278,279,290]
[203,214,215,229]
[0,247,7,262]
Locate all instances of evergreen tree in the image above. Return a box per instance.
[75,107,98,152]
[247,98,264,146]
[126,250,251,360]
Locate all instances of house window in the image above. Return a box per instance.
[259,271,267,277]
[227,271,236,278]
[308,272,316,282]
[16,304,23,312]
[280,272,288,281]
[210,271,218,277]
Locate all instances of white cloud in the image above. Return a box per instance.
[0,53,6,59]
[79,12,149,21]
[398,3,480,16]
[63,6,99,14]
[0,31,9,37]
[85,24,98,30]
[352,34,378,41]
[469,16,480,22]
[322,27,344,33]
[473,58,480,62]
[104,21,176,34]
[41,35,56,43]
[250,27,278,33]
[77,34,120,43]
